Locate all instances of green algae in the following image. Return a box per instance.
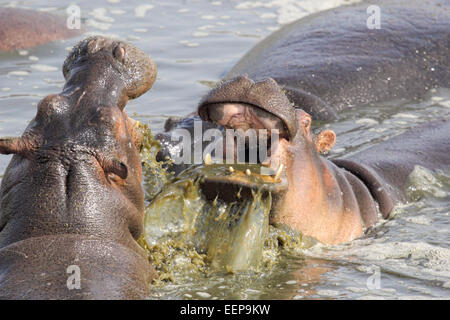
[136,121,175,200]
[137,125,316,285]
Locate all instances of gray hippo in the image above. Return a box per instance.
[156,0,450,173]
[226,0,450,120]
[0,7,83,52]
[0,36,157,299]
[197,76,450,244]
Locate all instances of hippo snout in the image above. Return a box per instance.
[0,36,158,299]
[63,36,157,104]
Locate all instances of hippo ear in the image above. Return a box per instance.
[314,130,336,154]
[113,43,126,64]
[0,137,31,155]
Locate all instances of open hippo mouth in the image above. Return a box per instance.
[143,77,309,274]
[195,75,298,202]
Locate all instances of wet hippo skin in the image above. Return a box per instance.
[198,77,450,244]
[0,8,83,52]
[156,0,450,171]
[0,36,157,299]
[226,0,450,120]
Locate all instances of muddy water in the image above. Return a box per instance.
[0,0,449,299]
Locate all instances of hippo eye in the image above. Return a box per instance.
[104,157,128,180]
[113,44,126,64]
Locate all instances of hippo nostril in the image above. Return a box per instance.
[110,160,128,180]
[113,44,126,64]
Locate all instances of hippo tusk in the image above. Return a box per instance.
[274,164,284,181]
[204,153,212,165]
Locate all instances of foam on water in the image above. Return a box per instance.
[86,19,112,31]
[7,70,29,76]
[235,0,362,24]
[90,8,115,23]
[135,4,154,18]
[133,28,148,33]
[17,50,28,56]
[201,15,215,20]
[30,64,58,72]
[406,166,448,200]
[192,32,209,38]
[301,166,450,299]
[110,9,126,15]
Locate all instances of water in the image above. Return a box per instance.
[0,0,449,300]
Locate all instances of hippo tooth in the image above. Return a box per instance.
[245,169,251,176]
[228,166,235,173]
[274,164,284,181]
[204,153,212,165]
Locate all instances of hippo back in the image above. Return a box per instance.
[0,8,83,51]
[226,0,450,120]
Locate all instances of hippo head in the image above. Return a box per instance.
[0,36,157,251]
[62,36,157,108]
[198,75,336,170]
[198,76,342,240]
[0,37,159,299]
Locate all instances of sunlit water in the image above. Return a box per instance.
[0,0,448,300]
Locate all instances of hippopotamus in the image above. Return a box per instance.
[156,0,450,173]
[0,7,83,52]
[197,76,450,244]
[0,36,157,299]
[226,0,450,120]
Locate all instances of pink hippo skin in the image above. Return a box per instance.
[198,76,450,244]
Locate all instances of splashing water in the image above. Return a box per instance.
[138,155,316,289]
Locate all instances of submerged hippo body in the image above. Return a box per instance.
[226,0,450,120]
[198,77,450,244]
[0,8,83,52]
[0,36,157,299]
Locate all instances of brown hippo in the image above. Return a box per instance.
[197,76,450,244]
[0,36,157,299]
[226,0,450,120]
[0,7,83,52]
[156,0,450,173]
